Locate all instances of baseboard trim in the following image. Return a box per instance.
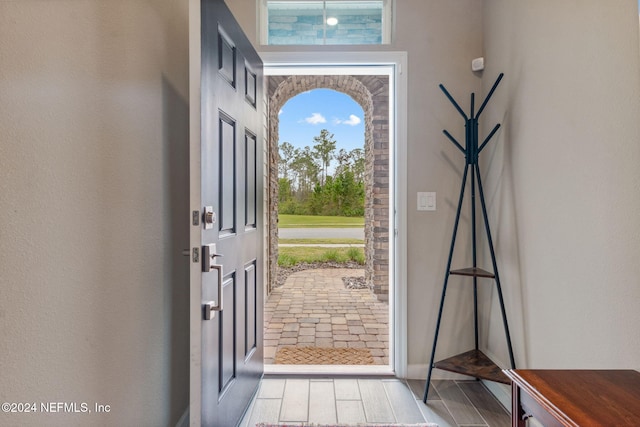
[482,380,511,412]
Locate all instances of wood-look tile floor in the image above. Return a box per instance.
[240,378,510,427]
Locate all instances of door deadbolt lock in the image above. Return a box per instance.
[203,206,216,229]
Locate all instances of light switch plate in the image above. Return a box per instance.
[418,192,436,211]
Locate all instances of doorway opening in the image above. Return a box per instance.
[262,61,404,375]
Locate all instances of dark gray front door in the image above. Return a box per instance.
[200,1,263,425]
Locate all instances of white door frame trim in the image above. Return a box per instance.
[188,0,202,425]
[260,51,409,378]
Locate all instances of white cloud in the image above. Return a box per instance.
[343,114,361,126]
[335,114,362,126]
[304,113,327,125]
[279,109,283,116]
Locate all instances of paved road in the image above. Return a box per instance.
[279,243,364,247]
[278,227,364,240]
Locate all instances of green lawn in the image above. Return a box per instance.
[279,238,364,245]
[278,246,365,267]
[278,214,364,228]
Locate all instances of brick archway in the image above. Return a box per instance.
[267,75,390,301]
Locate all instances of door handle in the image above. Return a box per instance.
[202,244,223,271]
[202,244,224,320]
[203,264,223,319]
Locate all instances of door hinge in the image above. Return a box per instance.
[192,210,200,226]
[192,247,199,263]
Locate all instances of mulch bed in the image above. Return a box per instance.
[275,261,368,290]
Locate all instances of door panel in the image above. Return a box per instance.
[195,1,264,426]
[245,261,257,357]
[245,67,257,107]
[219,273,236,393]
[219,114,236,235]
[218,28,236,87]
[245,132,257,228]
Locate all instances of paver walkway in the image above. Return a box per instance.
[264,268,389,365]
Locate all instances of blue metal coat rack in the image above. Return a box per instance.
[423,73,515,402]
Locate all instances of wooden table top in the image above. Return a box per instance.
[505,370,640,426]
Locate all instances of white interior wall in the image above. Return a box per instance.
[230,0,485,377]
[397,0,485,377]
[235,0,640,379]
[0,1,190,425]
[480,0,640,372]
[5,1,637,424]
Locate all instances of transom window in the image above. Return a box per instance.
[260,0,392,45]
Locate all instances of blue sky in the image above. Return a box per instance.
[278,89,365,153]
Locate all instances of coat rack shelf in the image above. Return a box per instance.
[423,73,515,402]
[434,349,511,384]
